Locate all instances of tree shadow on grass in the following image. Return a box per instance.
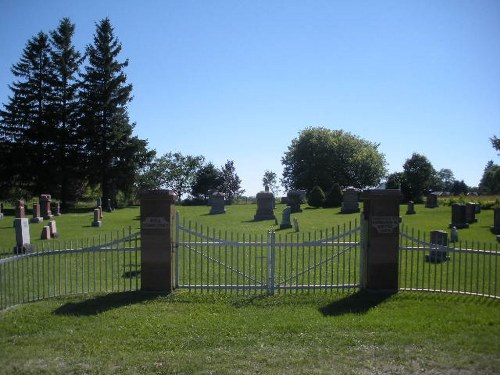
[53,291,165,316]
[319,290,395,316]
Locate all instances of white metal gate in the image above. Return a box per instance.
[175,214,361,295]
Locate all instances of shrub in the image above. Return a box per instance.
[323,183,343,208]
[308,186,325,208]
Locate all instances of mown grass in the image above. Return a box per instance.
[1,198,498,250]
[0,291,499,374]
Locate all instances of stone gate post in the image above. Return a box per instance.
[140,190,176,292]
[361,189,402,291]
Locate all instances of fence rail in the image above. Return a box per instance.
[0,228,141,310]
[1,219,500,310]
[399,226,500,299]
[175,215,361,295]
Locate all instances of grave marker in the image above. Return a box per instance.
[341,188,360,214]
[254,191,275,221]
[280,206,292,229]
[30,202,43,223]
[40,194,53,220]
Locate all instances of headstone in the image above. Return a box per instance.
[209,192,225,215]
[0,202,4,220]
[293,217,299,232]
[40,194,53,220]
[465,203,477,224]
[48,220,59,238]
[280,206,292,229]
[450,226,458,242]
[406,201,416,215]
[426,230,449,263]
[97,206,103,219]
[106,198,113,213]
[14,217,31,254]
[92,208,102,227]
[41,226,51,240]
[341,188,360,214]
[287,190,303,213]
[491,208,500,234]
[254,191,275,221]
[30,202,43,223]
[450,203,469,229]
[53,202,62,216]
[425,193,438,208]
[15,199,25,218]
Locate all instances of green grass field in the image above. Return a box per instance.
[3,199,498,249]
[1,198,499,374]
[0,291,499,374]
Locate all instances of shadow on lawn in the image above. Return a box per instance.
[320,290,395,316]
[53,291,164,316]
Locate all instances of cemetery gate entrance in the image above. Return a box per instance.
[174,213,362,295]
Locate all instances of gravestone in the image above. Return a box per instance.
[30,202,43,223]
[280,206,292,229]
[15,199,25,218]
[287,190,303,213]
[254,191,275,221]
[92,208,102,227]
[341,188,360,214]
[98,206,103,219]
[40,194,53,220]
[426,230,449,263]
[0,202,3,220]
[465,203,477,224]
[48,220,59,238]
[406,201,416,215]
[293,217,299,232]
[450,226,458,242]
[209,192,225,215]
[491,208,500,234]
[14,217,31,254]
[474,203,481,214]
[106,198,113,213]
[450,203,469,229]
[41,226,51,240]
[425,193,438,208]
[53,202,62,216]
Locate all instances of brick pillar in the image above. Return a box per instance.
[140,190,176,292]
[361,189,402,291]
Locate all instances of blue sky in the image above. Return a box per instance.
[1,0,499,196]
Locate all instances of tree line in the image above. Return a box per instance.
[0,18,152,208]
[1,18,497,208]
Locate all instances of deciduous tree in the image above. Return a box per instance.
[281,127,386,192]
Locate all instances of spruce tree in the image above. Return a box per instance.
[0,31,54,197]
[49,18,84,207]
[80,18,151,207]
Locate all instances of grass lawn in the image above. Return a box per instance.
[0,291,499,374]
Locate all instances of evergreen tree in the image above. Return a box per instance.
[323,183,343,208]
[307,185,325,208]
[0,31,54,197]
[79,18,151,207]
[49,18,84,207]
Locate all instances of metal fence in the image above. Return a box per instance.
[0,228,141,310]
[399,225,500,299]
[175,215,361,295]
[2,218,499,310]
